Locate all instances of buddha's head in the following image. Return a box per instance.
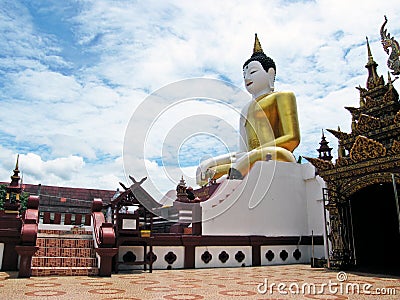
[243,34,276,99]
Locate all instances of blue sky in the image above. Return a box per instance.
[1,0,400,199]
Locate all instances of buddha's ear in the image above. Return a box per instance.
[267,68,275,91]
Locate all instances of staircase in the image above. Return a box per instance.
[31,228,99,276]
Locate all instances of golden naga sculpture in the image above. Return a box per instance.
[196,34,300,186]
[381,15,400,75]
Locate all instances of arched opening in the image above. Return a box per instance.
[349,183,400,275]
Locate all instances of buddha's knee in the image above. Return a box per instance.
[275,148,296,162]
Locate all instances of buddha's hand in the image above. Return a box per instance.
[196,164,216,186]
[196,153,238,186]
[198,158,215,174]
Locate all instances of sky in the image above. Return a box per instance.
[1,0,400,200]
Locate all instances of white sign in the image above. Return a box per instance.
[122,219,137,230]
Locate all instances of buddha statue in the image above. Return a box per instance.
[196,34,300,186]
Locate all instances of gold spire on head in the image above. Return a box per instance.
[253,33,264,54]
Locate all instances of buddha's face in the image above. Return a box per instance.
[243,60,275,98]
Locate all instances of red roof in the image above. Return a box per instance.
[1,182,117,214]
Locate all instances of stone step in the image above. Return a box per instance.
[36,237,94,248]
[32,257,97,268]
[35,247,96,258]
[31,266,98,277]
[32,227,98,276]
[37,233,93,239]
[38,228,93,235]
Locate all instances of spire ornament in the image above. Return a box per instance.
[10,154,20,187]
[317,129,333,161]
[176,176,188,202]
[366,37,374,64]
[365,37,384,89]
[243,34,276,73]
[253,33,264,54]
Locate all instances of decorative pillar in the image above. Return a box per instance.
[15,245,38,278]
[95,248,118,277]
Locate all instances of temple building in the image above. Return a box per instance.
[305,36,400,275]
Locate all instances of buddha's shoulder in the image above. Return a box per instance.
[259,91,295,102]
[274,91,295,98]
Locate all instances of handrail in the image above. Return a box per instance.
[91,198,116,248]
[21,196,39,245]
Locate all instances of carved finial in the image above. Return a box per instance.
[176,175,188,202]
[388,72,398,84]
[253,33,264,54]
[338,143,345,158]
[359,95,365,107]
[317,130,333,161]
[365,37,381,89]
[15,154,19,171]
[388,71,394,85]
[366,37,371,55]
[10,154,21,187]
[366,37,374,64]
[380,15,400,75]
[380,15,389,55]
[178,175,186,187]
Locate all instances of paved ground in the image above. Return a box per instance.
[0,264,399,299]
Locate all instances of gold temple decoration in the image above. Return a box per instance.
[380,15,400,75]
[355,114,381,133]
[350,135,386,162]
[253,33,264,54]
[384,72,398,103]
[390,140,400,154]
[326,129,350,145]
[304,23,400,270]
[394,110,400,124]
[303,156,333,171]
[365,37,385,90]
[305,37,400,174]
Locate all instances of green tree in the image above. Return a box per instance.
[0,184,7,210]
[0,185,30,212]
[19,191,30,212]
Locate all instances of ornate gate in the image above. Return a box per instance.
[322,188,355,269]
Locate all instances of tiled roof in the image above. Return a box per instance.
[1,182,117,214]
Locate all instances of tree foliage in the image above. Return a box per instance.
[0,184,30,212]
[20,191,29,212]
[0,184,6,210]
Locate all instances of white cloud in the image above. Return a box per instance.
[20,153,84,180]
[11,70,81,102]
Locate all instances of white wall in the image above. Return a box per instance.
[195,246,252,268]
[0,243,3,270]
[260,245,325,266]
[202,161,325,236]
[118,246,184,270]
[304,171,326,236]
